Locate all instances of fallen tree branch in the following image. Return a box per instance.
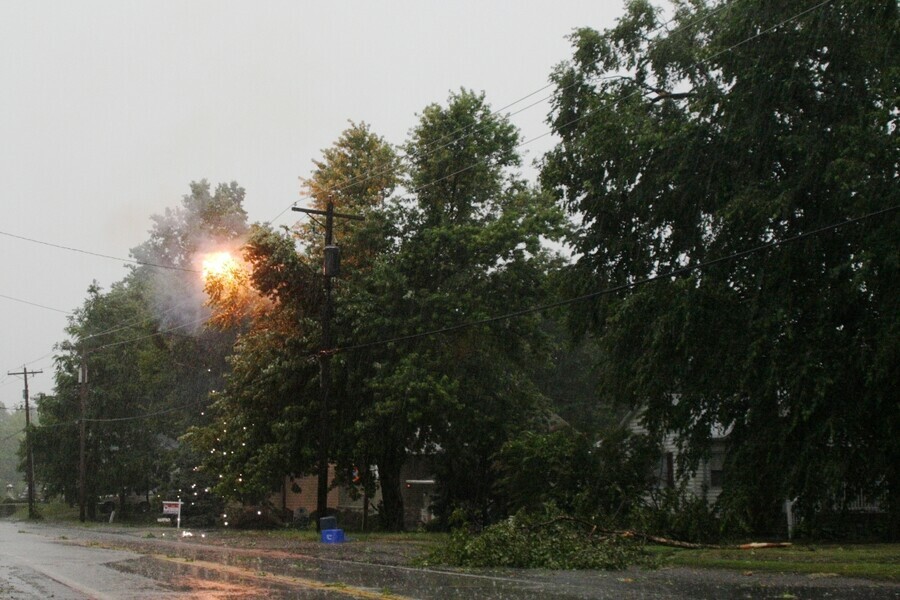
[597,528,724,549]
[526,517,791,550]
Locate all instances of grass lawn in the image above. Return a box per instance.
[222,527,447,546]
[649,543,900,582]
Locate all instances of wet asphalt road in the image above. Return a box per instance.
[0,521,173,598]
[0,521,897,599]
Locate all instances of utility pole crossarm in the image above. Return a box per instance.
[292,206,365,221]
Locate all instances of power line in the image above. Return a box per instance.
[269,0,739,226]
[5,306,206,381]
[0,229,201,273]
[0,428,24,444]
[4,0,843,425]
[86,313,214,353]
[408,0,837,201]
[82,397,210,423]
[81,303,184,341]
[6,311,218,386]
[0,396,211,441]
[0,293,71,315]
[24,204,893,428]
[325,204,898,357]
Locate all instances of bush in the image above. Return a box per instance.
[226,504,290,529]
[793,510,895,542]
[0,501,23,518]
[632,488,724,544]
[425,506,652,569]
[495,427,658,522]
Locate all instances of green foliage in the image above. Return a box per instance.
[0,408,27,496]
[531,326,626,435]
[633,488,726,544]
[338,90,564,529]
[154,444,224,528]
[427,505,652,569]
[33,279,163,512]
[186,226,322,504]
[299,121,400,269]
[496,428,658,522]
[542,0,900,533]
[181,96,563,532]
[33,180,249,516]
[132,180,248,269]
[187,125,402,517]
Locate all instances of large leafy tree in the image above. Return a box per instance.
[542,0,898,533]
[33,279,162,516]
[299,121,400,268]
[303,122,401,522]
[341,90,564,529]
[188,124,401,510]
[33,181,249,517]
[127,180,248,517]
[1,403,29,497]
[186,224,323,505]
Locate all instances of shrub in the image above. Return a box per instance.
[632,488,725,544]
[495,427,658,523]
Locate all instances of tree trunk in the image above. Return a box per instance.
[378,451,405,531]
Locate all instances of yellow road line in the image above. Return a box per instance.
[153,554,412,600]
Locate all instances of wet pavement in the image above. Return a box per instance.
[0,521,175,598]
[1,521,897,599]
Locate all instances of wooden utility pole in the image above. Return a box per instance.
[293,201,363,530]
[7,366,42,519]
[78,345,88,523]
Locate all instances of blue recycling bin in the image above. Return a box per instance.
[321,528,345,544]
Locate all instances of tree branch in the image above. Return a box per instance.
[527,516,791,550]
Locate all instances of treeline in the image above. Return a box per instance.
[26,0,898,540]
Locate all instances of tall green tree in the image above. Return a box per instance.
[300,121,401,270]
[188,124,402,512]
[542,0,899,533]
[33,280,160,516]
[341,90,564,529]
[0,406,28,497]
[33,180,249,517]
[186,224,323,505]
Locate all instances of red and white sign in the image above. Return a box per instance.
[162,501,182,515]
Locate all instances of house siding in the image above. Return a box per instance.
[271,458,435,530]
[273,467,340,516]
[626,413,724,505]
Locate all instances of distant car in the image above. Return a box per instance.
[97,490,156,514]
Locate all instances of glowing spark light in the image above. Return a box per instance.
[201,251,241,284]
[199,248,261,327]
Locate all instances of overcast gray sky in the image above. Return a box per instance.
[0,1,624,408]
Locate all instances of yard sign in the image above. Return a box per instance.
[162,500,183,529]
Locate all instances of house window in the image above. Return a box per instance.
[665,452,675,489]
[709,450,725,489]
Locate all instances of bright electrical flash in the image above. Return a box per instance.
[201,251,240,284]
[200,249,259,326]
